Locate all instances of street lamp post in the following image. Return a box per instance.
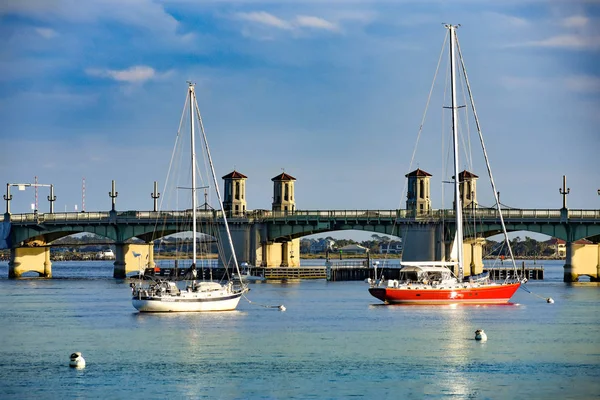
[4,182,55,216]
[559,175,570,209]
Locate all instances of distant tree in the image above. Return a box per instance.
[300,239,313,254]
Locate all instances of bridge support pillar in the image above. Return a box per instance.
[464,237,485,277]
[223,224,253,267]
[8,246,52,278]
[260,239,300,267]
[402,224,444,263]
[147,242,156,269]
[563,242,599,282]
[113,243,153,279]
[280,240,300,267]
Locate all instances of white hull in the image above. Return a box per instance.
[130,84,249,314]
[132,291,243,312]
[234,274,266,283]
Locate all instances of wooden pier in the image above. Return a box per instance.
[485,263,544,280]
[258,267,326,281]
[140,261,543,282]
[324,260,545,282]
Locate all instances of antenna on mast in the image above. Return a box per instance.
[82,177,86,212]
[34,176,38,212]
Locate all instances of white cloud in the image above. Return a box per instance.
[484,12,529,27]
[520,34,600,50]
[295,15,339,32]
[500,76,545,89]
[86,65,156,83]
[0,0,186,42]
[500,74,600,94]
[561,15,589,28]
[236,11,293,30]
[35,27,58,38]
[565,75,600,93]
[235,11,340,35]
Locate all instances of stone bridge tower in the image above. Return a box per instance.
[271,172,296,212]
[264,172,299,267]
[222,170,247,216]
[405,168,432,215]
[456,170,478,209]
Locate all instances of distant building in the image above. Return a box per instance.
[379,240,403,254]
[339,244,369,254]
[310,239,335,254]
[97,249,115,260]
[545,238,566,258]
[547,238,593,258]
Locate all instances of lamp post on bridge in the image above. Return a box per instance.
[151,181,160,212]
[48,185,56,213]
[559,175,570,209]
[109,180,118,212]
[4,182,55,218]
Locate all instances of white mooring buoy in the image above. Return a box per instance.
[475,329,487,342]
[69,352,86,369]
[547,297,554,304]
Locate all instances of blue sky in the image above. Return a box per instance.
[1,0,599,223]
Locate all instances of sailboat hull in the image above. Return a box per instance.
[369,282,520,305]
[132,292,243,312]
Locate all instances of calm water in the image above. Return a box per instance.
[0,260,598,399]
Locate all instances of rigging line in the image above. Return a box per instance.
[193,93,246,287]
[151,92,189,240]
[440,38,451,240]
[393,31,449,245]
[458,60,474,171]
[455,30,520,281]
[402,30,448,204]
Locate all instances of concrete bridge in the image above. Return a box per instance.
[2,207,599,281]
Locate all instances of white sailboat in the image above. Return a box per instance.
[233,262,266,283]
[131,82,247,312]
[369,25,523,305]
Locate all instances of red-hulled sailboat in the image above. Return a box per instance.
[368,24,523,305]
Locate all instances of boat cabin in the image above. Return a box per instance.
[398,265,454,284]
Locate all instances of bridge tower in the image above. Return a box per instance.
[456,170,478,209]
[272,172,296,212]
[405,168,431,215]
[222,170,247,216]
[261,172,299,267]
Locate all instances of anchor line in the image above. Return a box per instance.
[519,283,553,303]
[241,292,284,310]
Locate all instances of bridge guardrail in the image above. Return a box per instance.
[6,208,599,224]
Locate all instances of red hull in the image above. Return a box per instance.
[369,283,520,305]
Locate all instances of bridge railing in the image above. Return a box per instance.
[256,208,575,220]
[6,208,600,224]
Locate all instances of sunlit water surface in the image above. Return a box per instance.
[0,260,598,399]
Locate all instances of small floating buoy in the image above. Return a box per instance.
[475,329,487,342]
[69,352,86,369]
[547,298,554,304]
[279,305,286,312]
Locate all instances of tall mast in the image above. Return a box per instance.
[193,92,245,280]
[448,24,464,280]
[189,82,197,265]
